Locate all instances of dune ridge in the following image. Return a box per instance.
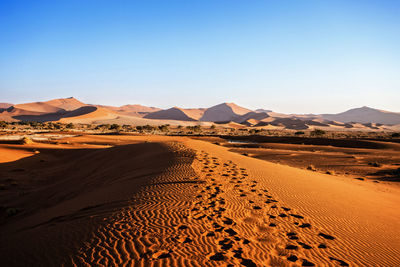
[144,107,205,121]
[1,97,400,130]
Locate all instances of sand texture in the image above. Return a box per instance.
[0,135,399,266]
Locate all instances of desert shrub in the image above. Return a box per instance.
[311,129,326,136]
[158,124,169,132]
[45,122,61,130]
[249,129,261,134]
[294,131,305,135]
[210,124,216,129]
[392,132,400,138]
[102,124,110,130]
[143,125,156,131]
[109,124,121,131]
[28,121,43,128]
[6,207,19,217]
[307,165,316,171]
[19,137,33,145]
[368,162,381,167]
[65,123,74,129]
[0,121,7,128]
[186,125,201,132]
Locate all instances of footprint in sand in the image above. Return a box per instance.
[224,228,238,236]
[177,225,189,230]
[218,238,233,250]
[285,244,298,250]
[329,257,349,266]
[299,223,311,228]
[302,259,315,266]
[152,250,171,259]
[318,232,335,240]
[298,241,312,249]
[287,255,298,262]
[286,232,298,240]
[290,214,304,219]
[209,252,225,261]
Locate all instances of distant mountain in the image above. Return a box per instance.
[200,103,252,122]
[144,107,205,121]
[322,106,400,125]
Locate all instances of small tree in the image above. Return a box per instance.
[66,123,74,129]
[109,124,121,132]
[158,124,169,132]
[392,132,400,138]
[311,129,325,136]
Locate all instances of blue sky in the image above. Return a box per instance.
[0,0,399,113]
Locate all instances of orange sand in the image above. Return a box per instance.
[0,135,399,266]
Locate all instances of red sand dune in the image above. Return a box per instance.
[200,103,253,122]
[145,107,206,121]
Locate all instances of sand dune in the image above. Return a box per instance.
[98,104,161,117]
[1,98,399,130]
[10,97,83,114]
[145,107,206,121]
[1,135,398,266]
[0,97,86,122]
[236,111,270,124]
[0,103,13,109]
[12,102,62,114]
[200,103,252,122]
[44,97,86,111]
[322,106,400,124]
[58,106,119,123]
[58,107,210,126]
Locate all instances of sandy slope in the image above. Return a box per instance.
[0,135,399,266]
[144,107,206,121]
[200,103,252,122]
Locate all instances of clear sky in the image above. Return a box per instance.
[0,0,399,113]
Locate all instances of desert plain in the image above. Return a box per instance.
[0,131,399,266]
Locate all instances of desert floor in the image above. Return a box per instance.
[194,136,400,183]
[0,134,399,266]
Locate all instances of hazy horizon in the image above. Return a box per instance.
[1,0,399,113]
